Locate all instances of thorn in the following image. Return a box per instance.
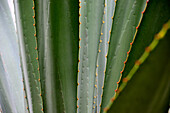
[78,70,80,72]
[115,89,118,92]
[77,105,79,108]
[40,93,42,96]
[36,57,38,60]
[94,96,96,98]
[23,88,25,90]
[34,34,36,37]
[117,81,120,84]
[97,65,99,67]
[105,55,107,58]
[33,24,35,26]
[93,101,96,104]
[101,33,103,35]
[111,16,113,19]
[123,77,129,82]
[107,41,110,44]
[79,6,81,8]
[41,109,43,111]
[24,96,26,98]
[100,40,102,43]
[155,34,160,39]
[163,23,169,30]
[22,79,24,82]
[32,16,35,18]
[32,7,34,9]
[37,68,39,71]
[111,97,115,102]
[104,11,105,14]
[79,22,81,24]
[78,59,80,62]
[142,10,145,14]
[124,60,127,64]
[79,46,81,48]
[79,14,81,16]
[135,60,141,66]
[38,79,40,82]
[120,70,123,74]
[103,21,105,24]
[35,47,37,50]
[79,38,81,41]
[130,42,133,45]
[26,107,28,109]
[77,97,79,100]
[93,106,95,109]
[127,51,130,54]
[99,50,101,52]
[105,3,106,7]
[136,26,139,29]
[146,0,149,3]
[145,46,151,52]
[95,85,97,88]
[109,30,111,34]
[96,73,98,77]
[104,107,109,112]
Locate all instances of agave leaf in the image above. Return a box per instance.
[120,0,170,87]
[14,0,43,112]
[0,0,25,112]
[39,0,79,113]
[101,0,148,111]
[96,0,116,112]
[34,0,46,111]
[108,31,170,113]
[14,0,79,113]
[77,0,105,113]
[107,0,170,112]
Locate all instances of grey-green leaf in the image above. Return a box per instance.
[101,0,148,111]
[77,0,105,113]
[108,0,170,112]
[96,0,116,112]
[0,0,25,112]
[108,31,170,113]
[14,0,43,112]
[41,0,79,113]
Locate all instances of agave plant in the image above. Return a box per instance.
[0,0,170,112]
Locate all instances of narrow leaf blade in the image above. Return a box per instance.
[102,0,148,111]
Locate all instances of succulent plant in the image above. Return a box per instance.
[0,0,170,113]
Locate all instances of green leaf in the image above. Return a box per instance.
[40,0,79,113]
[101,0,148,111]
[0,0,25,112]
[108,31,170,113]
[14,0,43,112]
[120,0,170,87]
[96,0,116,112]
[77,0,105,113]
[107,0,170,112]
[34,0,46,111]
